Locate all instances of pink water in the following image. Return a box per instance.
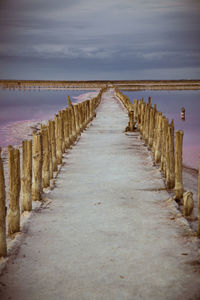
[0,88,98,149]
[123,90,200,170]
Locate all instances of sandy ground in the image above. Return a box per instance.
[0,89,200,300]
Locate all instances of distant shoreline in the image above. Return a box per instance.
[0,79,200,90]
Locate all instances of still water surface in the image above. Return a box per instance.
[0,88,95,149]
[123,90,200,170]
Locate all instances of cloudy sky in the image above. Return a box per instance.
[0,0,200,80]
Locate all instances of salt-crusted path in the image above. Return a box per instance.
[0,89,200,300]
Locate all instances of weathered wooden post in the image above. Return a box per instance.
[127,111,136,132]
[154,113,163,164]
[174,130,184,200]
[83,101,87,129]
[74,104,81,135]
[166,120,175,189]
[86,100,90,125]
[78,103,84,132]
[58,111,65,153]
[47,123,53,180]
[0,148,7,256]
[21,140,32,212]
[89,100,93,122]
[48,120,57,173]
[63,109,70,150]
[41,127,50,188]
[55,114,63,165]
[161,117,168,177]
[148,106,155,149]
[8,146,20,235]
[144,106,150,145]
[32,131,43,201]
[198,153,200,236]
[68,96,77,142]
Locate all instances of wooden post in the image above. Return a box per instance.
[47,123,53,180]
[58,111,65,153]
[174,130,184,200]
[55,114,62,165]
[74,105,81,135]
[8,146,20,235]
[0,148,7,256]
[63,109,70,150]
[89,100,93,122]
[65,108,72,145]
[128,111,135,132]
[32,131,43,201]
[144,106,150,145]
[68,96,77,142]
[152,110,159,157]
[198,153,200,236]
[21,140,32,212]
[161,117,168,177]
[148,105,156,149]
[154,113,163,164]
[166,120,175,189]
[48,120,57,173]
[78,103,84,132]
[86,100,90,125]
[41,127,50,188]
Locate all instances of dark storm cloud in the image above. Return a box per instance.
[0,0,199,79]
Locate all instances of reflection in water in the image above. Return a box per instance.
[123,90,200,170]
[0,88,97,148]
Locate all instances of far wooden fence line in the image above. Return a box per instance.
[0,87,106,257]
[114,87,200,237]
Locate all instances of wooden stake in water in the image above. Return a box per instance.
[21,140,32,212]
[0,148,7,256]
[8,146,21,235]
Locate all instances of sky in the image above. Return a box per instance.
[0,0,200,80]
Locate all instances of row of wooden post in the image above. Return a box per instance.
[115,87,200,236]
[0,88,105,257]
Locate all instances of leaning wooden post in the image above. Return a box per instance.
[174,130,184,200]
[21,140,32,212]
[8,146,20,235]
[198,153,200,236]
[0,148,7,256]
[32,131,43,201]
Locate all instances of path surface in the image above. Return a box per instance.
[0,89,200,300]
